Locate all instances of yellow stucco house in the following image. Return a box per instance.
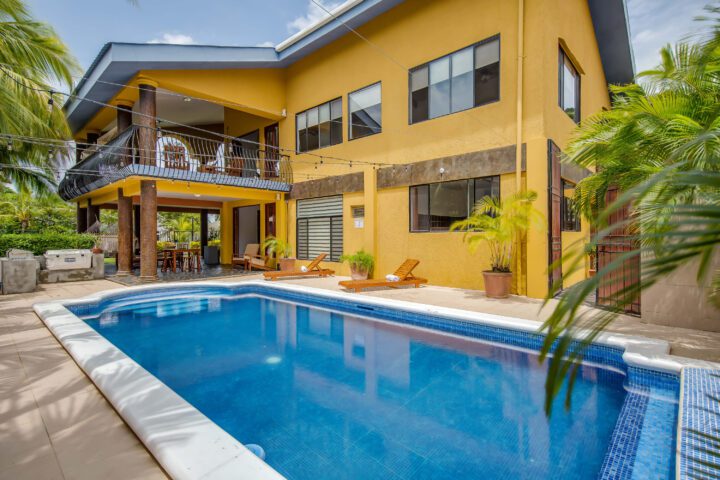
[60,0,634,299]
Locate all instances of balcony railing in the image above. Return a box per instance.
[59,126,292,200]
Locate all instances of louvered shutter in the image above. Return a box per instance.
[296,196,343,261]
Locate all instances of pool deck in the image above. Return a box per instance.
[2,275,719,479]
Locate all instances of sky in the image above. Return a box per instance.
[25,0,714,82]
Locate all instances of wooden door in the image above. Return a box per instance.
[548,141,563,292]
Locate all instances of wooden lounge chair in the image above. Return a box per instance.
[233,244,260,270]
[339,259,427,292]
[247,255,274,271]
[263,253,334,281]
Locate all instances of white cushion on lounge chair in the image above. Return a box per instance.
[301,266,308,272]
[385,274,400,282]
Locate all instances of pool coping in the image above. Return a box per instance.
[33,280,720,480]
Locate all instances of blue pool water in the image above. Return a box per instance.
[78,291,670,479]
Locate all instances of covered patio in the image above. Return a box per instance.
[60,76,291,281]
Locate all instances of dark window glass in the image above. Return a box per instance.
[318,103,331,147]
[330,98,343,145]
[296,99,342,152]
[559,48,580,122]
[296,112,307,153]
[409,184,429,231]
[429,179,469,230]
[473,176,500,205]
[349,83,382,139]
[306,107,319,151]
[410,36,500,124]
[410,66,429,123]
[474,40,500,106]
[561,180,581,231]
[410,175,500,231]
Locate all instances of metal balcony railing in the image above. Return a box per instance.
[59,126,292,201]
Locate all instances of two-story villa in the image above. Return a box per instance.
[60,0,634,299]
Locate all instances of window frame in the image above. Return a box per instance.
[408,34,501,125]
[295,97,343,153]
[558,46,581,123]
[348,81,382,141]
[408,175,501,233]
[295,195,344,261]
[561,179,581,232]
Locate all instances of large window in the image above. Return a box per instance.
[561,180,581,231]
[296,196,343,261]
[559,47,580,123]
[349,82,382,140]
[410,176,500,232]
[296,98,342,153]
[410,36,500,124]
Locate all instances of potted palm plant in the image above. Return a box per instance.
[451,191,541,298]
[340,250,375,280]
[262,236,295,271]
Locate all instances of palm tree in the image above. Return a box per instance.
[540,10,720,415]
[0,0,78,193]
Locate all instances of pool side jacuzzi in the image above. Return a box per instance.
[34,282,720,480]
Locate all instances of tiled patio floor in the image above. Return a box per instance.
[2,275,719,479]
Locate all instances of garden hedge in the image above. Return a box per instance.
[0,233,96,256]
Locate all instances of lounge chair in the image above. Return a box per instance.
[263,253,334,281]
[247,255,274,271]
[338,259,427,292]
[233,243,262,270]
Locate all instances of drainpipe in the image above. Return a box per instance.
[515,0,525,295]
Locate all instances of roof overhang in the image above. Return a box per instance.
[587,0,635,86]
[66,0,634,134]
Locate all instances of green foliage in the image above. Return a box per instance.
[158,212,200,242]
[540,10,720,417]
[156,241,174,252]
[189,241,200,249]
[0,232,94,256]
[340,250,375,272]
[0,187,75,234]
[262,236,292,258]
[0,0,79,193]
[450,191,542,272]
[208,239,221,247]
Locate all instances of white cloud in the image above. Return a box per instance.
[148,33,196,45]
[287,0,346,34]
[256,41,275,48]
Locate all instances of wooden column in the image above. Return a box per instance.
[117,188,133,275]
[200,209,209,254]
[115,100,133,134]
[137,78,158,279]
[76,204,87,233]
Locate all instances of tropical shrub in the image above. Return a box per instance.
[340,250,375,273]
[208,239,221,247]
[450,191,542,272]
[0,233,95,256]
[262,236,292,258]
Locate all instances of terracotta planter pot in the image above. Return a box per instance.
[279,258,296,272]
[350,266,369,280]
[483,271,512,298]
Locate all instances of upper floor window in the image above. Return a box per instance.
[559,47,580,122]
[409,175,500,232]
[296,98,342,153]
[349,82,382,140]
[410,36,500,124]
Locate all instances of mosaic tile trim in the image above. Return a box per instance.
[679,368,720,480]
[598,391,649,479]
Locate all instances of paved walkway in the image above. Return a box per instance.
[2,276,719,479]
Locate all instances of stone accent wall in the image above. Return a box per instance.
[289,172,364,199]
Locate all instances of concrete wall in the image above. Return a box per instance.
[642,254,720,332]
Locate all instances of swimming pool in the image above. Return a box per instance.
[34,282,716,479]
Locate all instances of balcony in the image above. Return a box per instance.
[59,125,292,201]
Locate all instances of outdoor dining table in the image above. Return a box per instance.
[161,248,202,273]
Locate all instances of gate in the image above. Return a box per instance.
[595,187,641,314]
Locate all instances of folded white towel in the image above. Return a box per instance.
[301,266,308,272]
[385,274,400,282]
